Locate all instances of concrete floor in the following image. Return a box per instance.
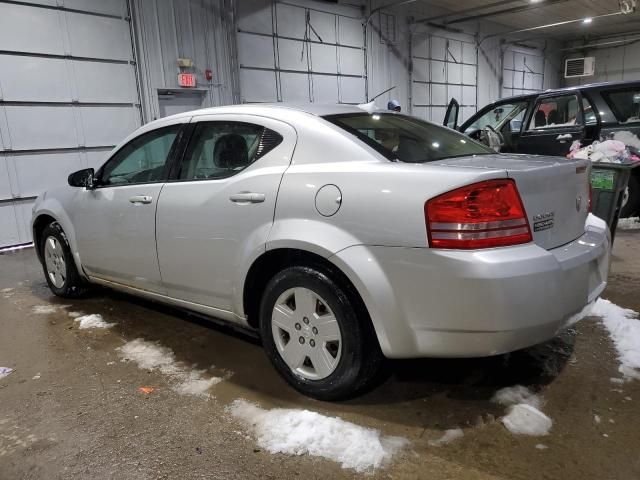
[1,232,639,480]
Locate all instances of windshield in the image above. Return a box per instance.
[464,101,529,133]
[324,113,492,163]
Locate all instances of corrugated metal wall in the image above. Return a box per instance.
[564,34,640,87]
[236,0,367,104]
[0,0,141,248]
[131,0,239,122]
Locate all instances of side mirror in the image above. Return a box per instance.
[68,168,95,189]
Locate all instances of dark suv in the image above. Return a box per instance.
[444,80,640,217]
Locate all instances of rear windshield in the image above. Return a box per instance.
[324,113,493,163]
[602,88,640,124]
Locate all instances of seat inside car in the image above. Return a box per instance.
[534,110,547,127]
[214,133,249,170]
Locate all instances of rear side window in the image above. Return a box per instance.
[324,113,492,163]
[527,94,581,130]
[177,122,282,180]
[602,89,640,124]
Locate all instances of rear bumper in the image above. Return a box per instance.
[331,214,610,358]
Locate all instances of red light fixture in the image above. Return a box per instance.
[425,179,532,249]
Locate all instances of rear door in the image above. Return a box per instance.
[517,92,585,156]
[155,115,296,315]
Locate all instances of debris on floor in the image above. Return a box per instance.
[74,314,115,329]
[492,386,552,436]
[68,311,83,318]
[32,373,41,380]
[428,428,464,447]
[138,386,155,395]
[117,338,223,397]
[0,367,14,379]
[228,399,408,472]
[577,299,640,380]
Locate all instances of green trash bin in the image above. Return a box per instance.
[590,162,640,242]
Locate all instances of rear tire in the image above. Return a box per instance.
[40,222,90,298]
[259,265,384,401]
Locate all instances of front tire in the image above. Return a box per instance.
[40,222,89,298]
[259,265,383,401]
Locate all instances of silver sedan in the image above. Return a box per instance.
[32,104,610,400]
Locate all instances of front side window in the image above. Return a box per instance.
[602,89,640,123]
[527,94,581,130]
[100,125,180,186]
[325,113,492,163]
[464,101,529,134]
[177,122,282,180]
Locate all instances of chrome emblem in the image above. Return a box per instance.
[576,196,582,212]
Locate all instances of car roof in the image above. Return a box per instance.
[158,102,374,123]
[496,79,640,103]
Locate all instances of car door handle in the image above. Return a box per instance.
[129,195,153,204]
[556,133,573,141]
[229,192,265,204]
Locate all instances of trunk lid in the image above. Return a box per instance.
[433,154,590,250]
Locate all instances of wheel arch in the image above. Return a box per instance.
[242,248,371,333]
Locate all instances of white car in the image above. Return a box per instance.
[32,104,610,400]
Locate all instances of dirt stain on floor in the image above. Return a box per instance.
[1,232,640,479]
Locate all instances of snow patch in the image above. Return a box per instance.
[1,288,13,293]
[579,299,640,380]
[74,314,115,329]
[535,443,548,450]
[68,311,83,318]
[594,414,601,424]
[117,338,222,397]
[491,385,543,410]
[501,404,552,436]
[492,386,551,436]
[228,399,408,472]
[32,305,58,314]
[428,428,464,447]
[617,217,640,231]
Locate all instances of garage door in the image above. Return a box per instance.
[236,0,366,104]
[0,0,141,248]
[502,48,545,98]
[411,30,478,125]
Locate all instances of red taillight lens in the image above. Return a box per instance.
[425,179,532,249]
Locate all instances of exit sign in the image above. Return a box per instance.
[178,73,196,87]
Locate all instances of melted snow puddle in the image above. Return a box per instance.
[117,338,223,397]
[74,314,115,329]
[492,386,552,436]
[228,399,408,473]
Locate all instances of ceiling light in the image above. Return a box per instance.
[582,17,593,24]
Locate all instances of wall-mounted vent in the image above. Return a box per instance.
[564,57,595,78]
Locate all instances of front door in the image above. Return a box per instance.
[155,115,296,315]
[517,92,585,156]
[72,122,184,292]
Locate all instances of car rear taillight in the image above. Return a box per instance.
[425,179,532,249]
